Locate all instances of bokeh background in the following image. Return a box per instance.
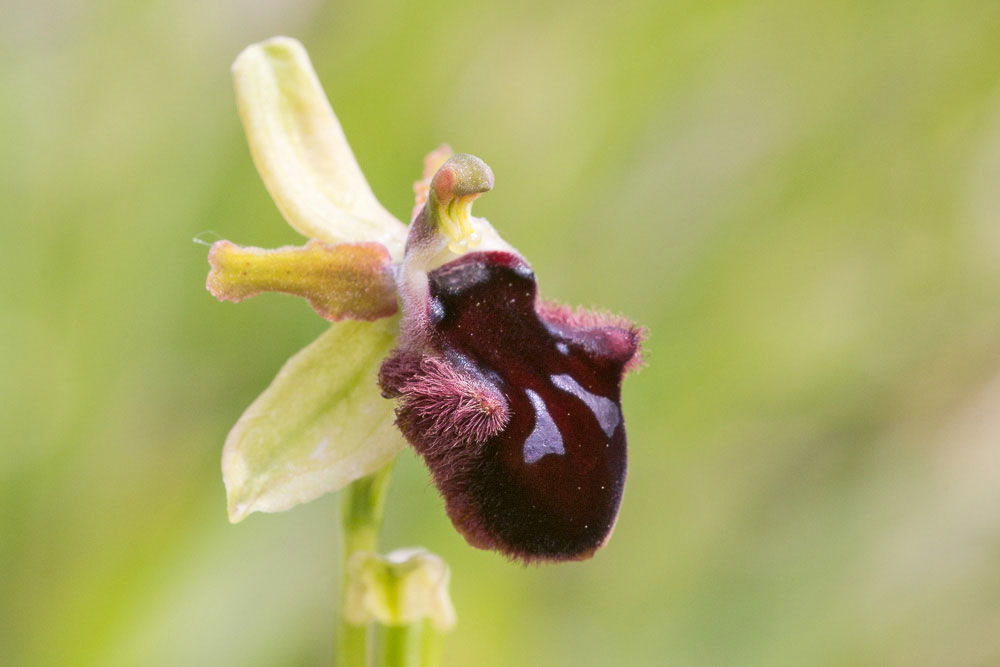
[4,1,1000,665]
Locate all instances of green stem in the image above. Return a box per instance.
[337,463,394,667]
[375,621,444,667]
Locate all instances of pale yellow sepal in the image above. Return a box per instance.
[223,318,406,522]
[232,37,407,259]
[345,548,456,631]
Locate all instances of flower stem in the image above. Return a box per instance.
[337,463,394,667]
[375,621,444,667]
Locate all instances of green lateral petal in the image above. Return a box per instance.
[206,239,398,321]
[232,37,407,259]
[223,318,405,522]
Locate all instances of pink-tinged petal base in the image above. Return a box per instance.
[381,251,642,563]
[411,144,454,222]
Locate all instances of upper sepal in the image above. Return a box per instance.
[232,37,407,259]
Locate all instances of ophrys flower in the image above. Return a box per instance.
[208,37,644,562]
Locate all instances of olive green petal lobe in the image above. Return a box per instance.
[232,37,407,259]
[207,239,398,321]
[223,318,406,522]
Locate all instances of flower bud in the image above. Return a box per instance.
[344,548,456,631]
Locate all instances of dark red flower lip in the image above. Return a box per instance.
[381,249,643,563]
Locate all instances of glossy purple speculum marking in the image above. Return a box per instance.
[422,251,632,561]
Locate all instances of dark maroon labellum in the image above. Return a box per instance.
[381,251,640,562]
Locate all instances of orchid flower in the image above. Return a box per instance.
[208,37,644,563]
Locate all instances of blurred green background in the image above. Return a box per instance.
[4,0,1000,665]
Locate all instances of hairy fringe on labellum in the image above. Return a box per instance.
[394,356,510,448]
[536,300,648,374]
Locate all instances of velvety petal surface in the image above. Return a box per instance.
[232,37,407,258]
[207,239,397,321]
[382,251,642,562]
[223,318,405,522]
